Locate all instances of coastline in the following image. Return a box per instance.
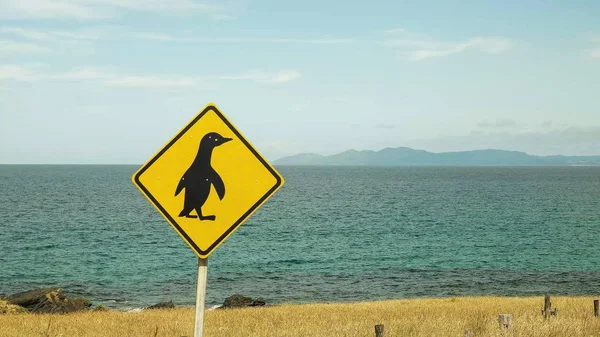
[2,296,600,337]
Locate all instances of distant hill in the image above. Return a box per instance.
[274,147,600,166]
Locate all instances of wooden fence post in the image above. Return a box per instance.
[498,314,513,329]
[594,299,599,317]
[543,295,551,319]
[374,324,384,337]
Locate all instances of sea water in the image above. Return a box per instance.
[1,165,599,309]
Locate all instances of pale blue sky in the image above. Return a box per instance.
[1,0,599,164]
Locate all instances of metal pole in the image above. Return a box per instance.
[194,258,208,337]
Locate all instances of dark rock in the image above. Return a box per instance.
[71,297,92,308]
[250,297,266,307]
[30,294,92,314]
[92,304,109,312]
[222,294,253,308]
[146,300,175,310]
[7,288,91,314]
[7,288,61,308]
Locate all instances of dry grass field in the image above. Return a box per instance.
[1,296,600,337]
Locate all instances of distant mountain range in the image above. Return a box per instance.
[274,147,600,166]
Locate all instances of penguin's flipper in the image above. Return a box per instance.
[175,176,186,196]
[211,172,225,200]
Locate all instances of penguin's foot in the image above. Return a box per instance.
[179,209,197,218]
[199,215,216,221]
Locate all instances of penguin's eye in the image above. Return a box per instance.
[214,138,218,142]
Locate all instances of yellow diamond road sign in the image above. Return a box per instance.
[132,103,284,258]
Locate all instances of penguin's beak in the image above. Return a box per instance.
[222,137,233,144]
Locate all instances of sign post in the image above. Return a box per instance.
[132,103,284,336]
[194,258,208,337]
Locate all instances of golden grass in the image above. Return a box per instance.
[1,296,600,337]
[0,300,28,314]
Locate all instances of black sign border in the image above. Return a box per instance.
[133,105,283,257]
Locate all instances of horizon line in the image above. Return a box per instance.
[275,146,600,160]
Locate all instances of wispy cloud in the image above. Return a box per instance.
[103,76,197,88]
[407,37,512,61]
[129,32,177,41]
[583,33,600,58]
[215,72,268,81]
[270,70,301,83]
[383,28,405,34]
[0,64,302,87]
[408,124,600,156]
[0,28,101,56]
[382,30,513,61]
[203,37,353,44]
[102,0,217,11]
[51,68,113,80]
[588,49,600,58]
[212,14,236,21]
[0,64,46,80]
[216,70,301,83]
[130,33,354,44]
[477,118,518,129]
[375,123,396,130]
[0,27,100,41]
[381,39,435,49]
[2,26,353,45]
[0,0,219,20]
[0,0,112,20]
[0,39,52,54]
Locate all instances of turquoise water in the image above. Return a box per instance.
[1,165,599,309]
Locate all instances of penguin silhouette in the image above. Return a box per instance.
[175,132,232,221]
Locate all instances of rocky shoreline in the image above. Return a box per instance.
[1,288,95,314]
[0,288,266,314]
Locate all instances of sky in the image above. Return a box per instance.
[1,0,600,164]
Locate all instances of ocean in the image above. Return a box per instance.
[1,165,599,309]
